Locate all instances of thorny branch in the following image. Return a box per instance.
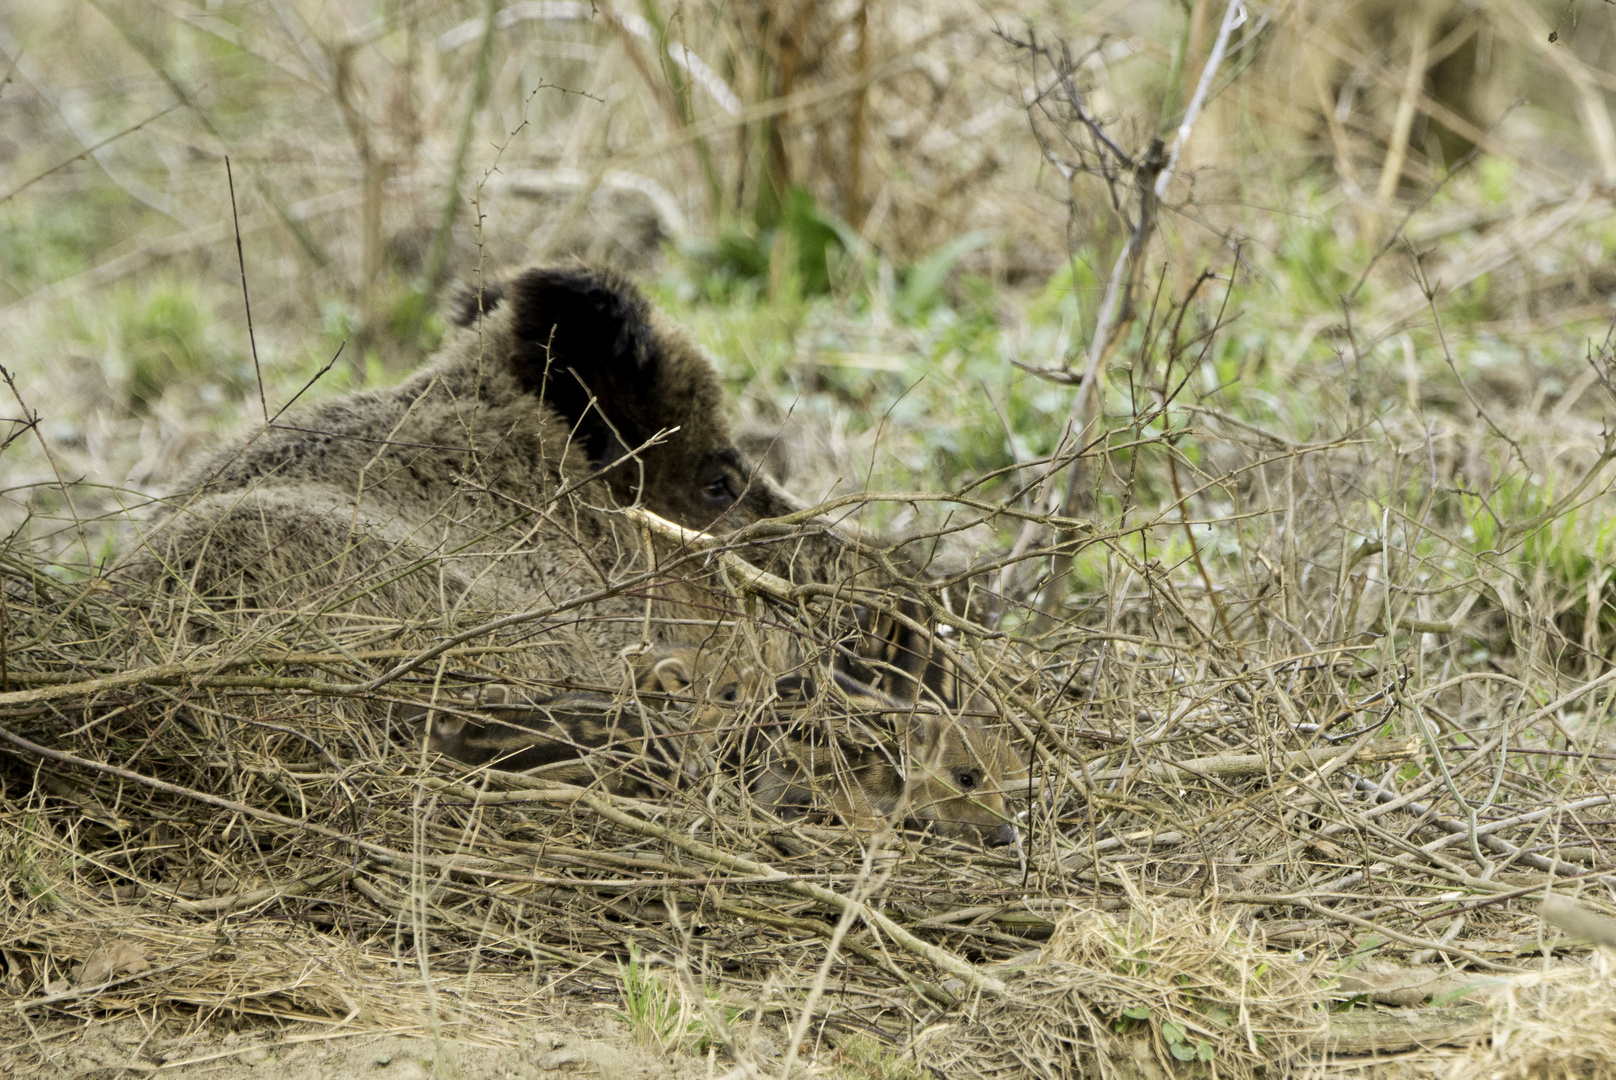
[1003,8,1247,630]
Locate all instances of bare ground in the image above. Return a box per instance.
[3,993,761,1080]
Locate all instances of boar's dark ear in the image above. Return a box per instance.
[504,265,659,467]
[448,278,507,327]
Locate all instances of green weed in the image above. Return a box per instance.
[895,231,994,321]
[76,280,252,414]
[831,1033,925,1080]
[3,814,62,908]
[616,942,732,1056]
[0,186,135,299]
[681,187,852,302]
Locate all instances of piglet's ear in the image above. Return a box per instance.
[430,715,469,740]
[650,655,695,695]
[504,266,660,467]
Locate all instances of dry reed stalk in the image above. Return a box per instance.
[424,0,498,297]
[1285,12,1544,183]
[1374,11,1432,214]
[332,41,386,346]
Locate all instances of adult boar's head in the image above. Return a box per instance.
[456,264,802,534]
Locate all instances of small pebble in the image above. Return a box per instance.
[538,1048,587,1070]
[388,1060,428,1080]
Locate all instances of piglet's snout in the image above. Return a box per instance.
[985,821,1018,847]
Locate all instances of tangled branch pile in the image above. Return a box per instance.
[5,309,1616,1079]
[7,0,1616,1076]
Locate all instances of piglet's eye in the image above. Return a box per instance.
[701,475,736,505]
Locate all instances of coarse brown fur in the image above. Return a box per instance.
[740,677,1021,848]
[125,264,877,686]
[407,684,700,797]
[126,263,1016,839]
[402,645,780,797]
[412,644,1020,845]
[400,646,759,798]
[643,646,1021,846]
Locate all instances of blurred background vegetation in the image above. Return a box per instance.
[3,0,1616,685]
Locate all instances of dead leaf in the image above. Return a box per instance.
[75,941,150,987]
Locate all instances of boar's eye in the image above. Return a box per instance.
[701,472,737,507]
[956,769,979,791]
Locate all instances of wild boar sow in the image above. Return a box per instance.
[128,264,1020,843]
[132,265,856,670]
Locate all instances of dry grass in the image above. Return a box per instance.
[5,2,1616,1078]
[912,904,1329,1080]
[7,353,1616,1076]
[1440,952,1616,1080]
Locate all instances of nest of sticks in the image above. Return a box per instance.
[3,451,1615,1078]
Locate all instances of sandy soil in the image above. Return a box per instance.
[2,1002,778,1079]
